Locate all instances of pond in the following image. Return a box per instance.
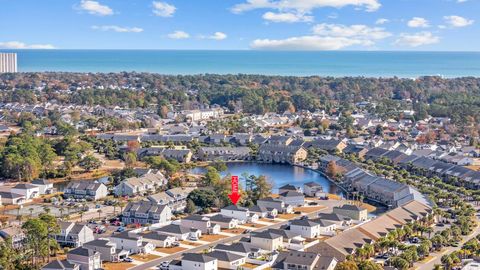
[190,162,344,195]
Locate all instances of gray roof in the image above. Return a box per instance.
[207,251,244,262]
[42,259,78,270]
[68,247,97,257]
[156,224,190,235]
[182,253,216,263]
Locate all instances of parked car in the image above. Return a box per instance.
[188,236,198,241]
[158,261,170,270]
[171,241,180,247]
[123,257,133,263]
[116,227,125,232]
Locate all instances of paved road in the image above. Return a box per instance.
[128,200,344,270]
[415,210,480,270]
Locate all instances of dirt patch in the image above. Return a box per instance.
[243,223,267,228]
[466,165,480,171]
[103,262,134,270]
[180,240,202,246]
[131,254,160,262]
[201,234,228,242]
[327,194,341,200]
[294,206,326,213]
[222,228,246,234]
[156,246,186,254]
[278,213,298,219]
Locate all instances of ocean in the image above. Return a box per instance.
[3,49,480,78]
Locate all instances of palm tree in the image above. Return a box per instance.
[28,207,34,218]
[97,209,102,219]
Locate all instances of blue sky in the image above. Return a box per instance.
[0,0,479,51]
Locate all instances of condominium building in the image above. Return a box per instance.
[0,53,17,73]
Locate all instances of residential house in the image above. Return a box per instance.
[63,182,108,201]
[278,190,305,207]
[278,184,301,194]
[83,239,129,262]
[165,187,195,212]
[109,231,155,254]
[54,222,94,248]
[170,253,217,270]
[220,205,258,224]
[114,173,167,197]
[31,179,54,195]
[306,139,347,153]
[209,214,239,229]
[181,215,221,235]
[257,197,293,214]
[0,191,26,205]
[11,183,40,200]
[250,230,284,251]
[42,260,80,270]
[333,204,368,222]
[272,250,338,270]
[197,147,251,161]
[257,145,308,164]
[155,224,201,241]
[141,232,175,248]
[289,219,322,239]
[207,251,246,270]
[66,247,102,270]
[0,226,26,249]
[121,200,172,225]
[303,182,326,198]
[249,205,278,219]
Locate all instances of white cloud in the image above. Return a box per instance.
[312,23,391,39]
[457,0,468,3]
[168,31,190,39]
[395,32,439,47]
[443,15,474,27]
[92,25,144,33]
[204,32,228,40]
[251,23,390,50]
[251,36,370,50]
[0,41,55,49]
[79,0,113,16]
[232,0,381,13]
[407,17,430,28]
[262,11,313,23]
[375,18,389,25]
[152,1,176,17]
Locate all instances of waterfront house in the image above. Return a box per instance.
[121,200,172,225]
[197,146,251,161]
[63,182,108,201]
[278,184,301,194]
[257,197,293,214]
[279,190,305,207]
[114,172,167,197]
[54,222,94,248]
[333,204,368,221]
[257,145,308,164]
[303,182,326,197]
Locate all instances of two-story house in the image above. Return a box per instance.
[63,182,108,201]
[181,215,221,235]
[54,222,94,248]
[122,200,172,225]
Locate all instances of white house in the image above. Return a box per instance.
[181,215,220,235]
[207,251,246,270]
[0,191,26,205]
[156,224,201,241]
[289,219,322,239]
[209,214,238,229]
[172,253,218,270]
[278,191,305,207]
[220,205,252,224]
[109,231,155,254]
[250,231,284,251]
[142,232,176,248]
[114,173,167,197]
[11,183,40,200]
[31,179,54,195]
[66,247,102,270]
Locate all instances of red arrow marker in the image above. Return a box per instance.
[228,175,241,205]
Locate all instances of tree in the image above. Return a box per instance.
[212,161,228,172]
[335,260,359,270]
[326,160,339,179]
[202,167,221,186]
[124,152,137,168]
[185,199,196,214]
[390,257,409,270]
[22,218,50,267]
[78,154,102,172]
[187,189,218,209]
[358,260,382,270]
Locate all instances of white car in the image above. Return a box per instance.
[158,261,170,270]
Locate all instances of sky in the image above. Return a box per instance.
[0,0,479,51]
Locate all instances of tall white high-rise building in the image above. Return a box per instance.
[0,53,18,73]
